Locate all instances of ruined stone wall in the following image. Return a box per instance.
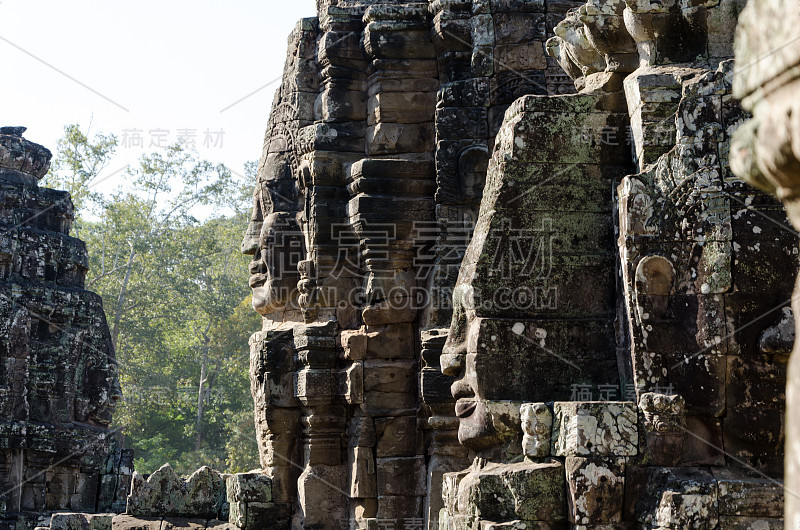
[0,127,131,528]
[240,1,586,528]
[235,0,796,528]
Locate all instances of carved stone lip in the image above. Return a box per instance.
[249,272,267,288]
[455,399,477,419]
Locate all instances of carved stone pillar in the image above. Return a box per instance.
[294,321,348,529]
[249,328,301,510]
[354,3,439,526]
[419,329,469,529]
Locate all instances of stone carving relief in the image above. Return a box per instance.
[239,2,589,528]
[14,0,794,529]
[0,127,130,524]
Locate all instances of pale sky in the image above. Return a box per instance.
[0,0,318,193]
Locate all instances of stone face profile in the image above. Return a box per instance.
[241,152,304,318]
[2,0,798,529]
[0,127,131,525]
[233,0,795,528]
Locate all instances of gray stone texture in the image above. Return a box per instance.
[237,0,792,527]
[6,0,794,528]
[0,127,130,524]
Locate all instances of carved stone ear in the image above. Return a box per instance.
[457,146,489,201]
[634,255,675,322]
[635,255,675,297]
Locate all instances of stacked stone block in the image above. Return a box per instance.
[239,0,797,528]
[440,400,784,528]
[0,127,128,526]
[439,91,630,418]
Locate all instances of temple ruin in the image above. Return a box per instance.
[3,0,800,528]
[0,127,131,529]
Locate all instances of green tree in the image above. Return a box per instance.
[46,124,260,475]
[40,123,117,224]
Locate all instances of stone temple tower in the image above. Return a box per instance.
[0,127,130,527]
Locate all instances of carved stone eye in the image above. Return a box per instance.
[259,185,274,214]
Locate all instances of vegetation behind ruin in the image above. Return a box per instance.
[42,123,261,475]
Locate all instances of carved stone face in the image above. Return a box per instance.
[84,359,122,427]
[242,152,303,316]
[457,147,489,201]
[72,329,122,428]
[441,283,499,450]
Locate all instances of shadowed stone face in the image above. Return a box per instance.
[441,286,530,452]
[442,284,499,450]
[439,90,630,453]
[242,152,303,317]
[81,347,123,428]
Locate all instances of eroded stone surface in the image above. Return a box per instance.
[520,403,552,458]
[235,0,793,527]
[0,128,129,523]
[638,392,686,466]
[553,402,638,457]
[455,461,566,523]
[564,456,625,524]
[239,1,583,529]
[127,465,227,520]
[625,467,718,528]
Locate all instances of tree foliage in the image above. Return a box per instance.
[46,124,260,474]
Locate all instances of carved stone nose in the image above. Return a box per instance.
[249,257,267,275]
[450,377,473,400]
